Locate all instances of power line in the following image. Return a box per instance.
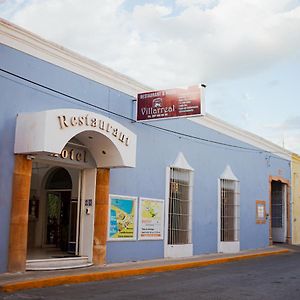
[0,67,289,156]
[0,67,133,122]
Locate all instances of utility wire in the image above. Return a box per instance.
[0,67,289,156]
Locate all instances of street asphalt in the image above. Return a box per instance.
[1,247,300,299]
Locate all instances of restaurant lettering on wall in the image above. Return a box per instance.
[58,114,130,146]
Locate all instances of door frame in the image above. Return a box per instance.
[269,176,291,245]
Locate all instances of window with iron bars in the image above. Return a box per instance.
[220,179,240,242]
[168,167,192,245]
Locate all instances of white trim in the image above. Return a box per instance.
[190,114,291,160]
[217,166,240,254]
[165,244,193,258]
[0,19,292,159]
[138,197,164,241]
[188,171,194,245]
[0,18,151,97]
[79,168,96,262]
[164,167,170,258]
[218,241,240,253]
[170,152,194,171]
[220,165,238,181]
[217,179,221,253]
[14,109,137,168]
[164,155,194,258]
[107,194,138,241]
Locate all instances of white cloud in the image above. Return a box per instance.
[284,133,300,154]
[268,132,300,154]
[1,0,299,153]
[257,116,300,153]
[176,0,219,9]
[1,0,298,89]
[263,116,300,131]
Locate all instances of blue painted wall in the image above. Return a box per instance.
[0,43,291,272]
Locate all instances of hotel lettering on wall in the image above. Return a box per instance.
[58,114,130,146]
[136,86,203,121]
[60,148,88,163]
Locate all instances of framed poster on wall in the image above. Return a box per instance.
[138,198,164,240]
[108,194,138,241]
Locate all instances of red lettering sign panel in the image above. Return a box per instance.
[137,86,203,121]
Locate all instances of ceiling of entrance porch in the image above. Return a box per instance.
[74,130,127,168]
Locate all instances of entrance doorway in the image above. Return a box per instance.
[45,168,78,255]
[271,181,287,243]
[45,191,78,254]
[27,165,81,260]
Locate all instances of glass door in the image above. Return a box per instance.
[46,192,62,247]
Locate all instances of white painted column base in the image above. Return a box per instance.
[165,244,193,258]
[218,241,240,253]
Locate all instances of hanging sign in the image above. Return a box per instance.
[108,195,137,240]
[136,86,203,121]
[138,198,164,240]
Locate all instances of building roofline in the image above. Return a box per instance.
[0,18,151,96]
[190,114,291,160]
[0,19,292,160]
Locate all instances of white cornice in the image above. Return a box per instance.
[0,18,151,96]
[0,19,293,160]
[190,114,292,160]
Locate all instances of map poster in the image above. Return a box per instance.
[108,195,137,240]
[138,198,164,240]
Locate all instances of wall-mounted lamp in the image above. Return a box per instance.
[26,155,35,160]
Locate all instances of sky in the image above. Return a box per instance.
[1,0,300,153]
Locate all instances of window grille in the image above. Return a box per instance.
[168,167,192,245]
[271,181,284,228]
[220,179,240,242]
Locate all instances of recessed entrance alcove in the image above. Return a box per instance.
[9,109,137,272]
[26,138,97,270]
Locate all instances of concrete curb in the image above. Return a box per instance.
[0,249,290,293]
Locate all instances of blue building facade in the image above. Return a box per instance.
[0,19,292,273]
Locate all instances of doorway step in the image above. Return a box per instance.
[26,256,92,271]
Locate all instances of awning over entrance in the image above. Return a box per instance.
[14,109,137,168]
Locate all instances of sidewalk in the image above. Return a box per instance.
[0,246,290,293]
